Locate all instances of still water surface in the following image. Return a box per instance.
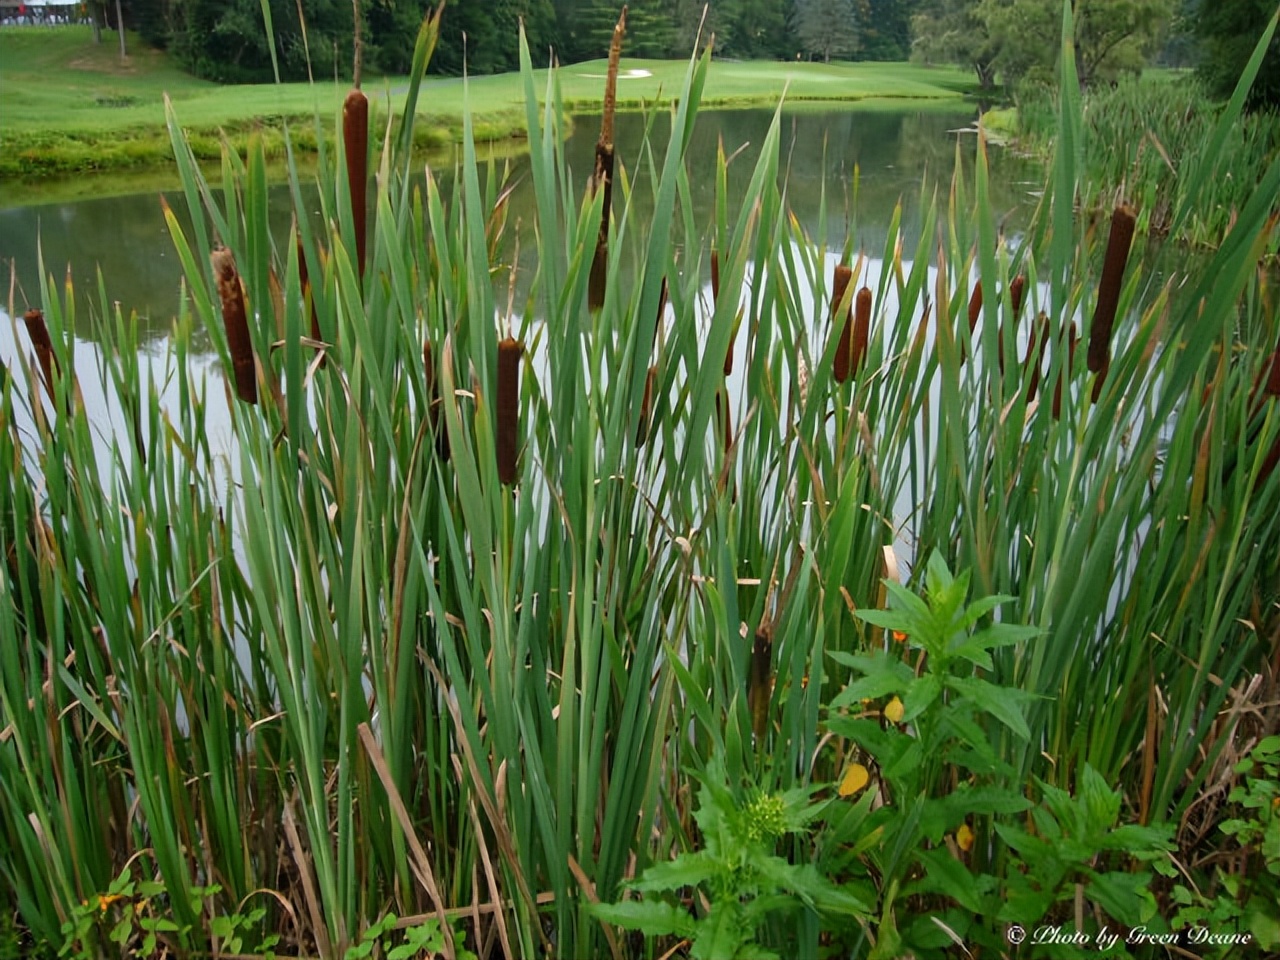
[1,106,1036,343]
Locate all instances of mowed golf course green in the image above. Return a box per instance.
[0,25,977,180]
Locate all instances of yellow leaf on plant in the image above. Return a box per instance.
[884,696,904,724]
[839,762,869,797]
[956,822,975,852]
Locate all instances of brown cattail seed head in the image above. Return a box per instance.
[636,365,657,446]
[211,248,258,405]
[967,281,983,332]
[1025,313,1050,403]
[1052,321,1079,421]
[748,623,773,743]
[850,286,872,376]
[1088,203,1137,374]
[343,89,369,282]
[588,8,626,313]
[715,387,733,456]
[831,264,854,383]
[496,337,523,486]
[1010,274,1026,318]
[22,309,59,404]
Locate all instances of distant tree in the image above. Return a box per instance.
[1196,0,1280,109]
[1070,0,1174,85]
[170,0,354,82]
[859,0,915,59]
[914,0,1174,89]
[911,0,1001,87]
[793,0,860,60]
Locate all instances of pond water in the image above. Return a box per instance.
[0,106,1039,344]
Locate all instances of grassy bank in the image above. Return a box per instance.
[0,26,976,181]
[3,5,1280,959]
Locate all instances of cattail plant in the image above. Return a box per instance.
[713,249,737,376]
[958,280,983,365]
[298,234,323,354]
[211,247,257,405]
[748,623,773,743]
[496,336,523,485]
[1087,203,1137,375]
[1052,321,1079,421]
[850,286,872,376]
[344,0,369,283]
[587,6,627,312]
[424,340,450,461]
[967,281,983,332]
[998,274,1027,376]
[21,309,60,407]
[830,264,854,383]
[1249,344,1280,414]
[715,387,733,456]
[1025,313,1050,403]
[636,279,668,447]
[1010,274,1026,317]
[636,365,658,447]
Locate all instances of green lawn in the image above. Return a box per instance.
[0,26,977,180]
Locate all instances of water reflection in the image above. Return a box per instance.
[0,106,1036,349]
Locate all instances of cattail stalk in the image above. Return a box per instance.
[211,248,258,405]
[1088,203,1137,374]
[344,1,368,282]
[496,337,523,486]
[588,6,627,311]
[830,264,854,383]
[851,286,872,376]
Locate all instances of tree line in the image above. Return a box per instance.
[105,0,1275,107]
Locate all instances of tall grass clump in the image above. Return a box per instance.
[2,4,1280,958]
[1014,68,1280,250]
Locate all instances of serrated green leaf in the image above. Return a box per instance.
[592,900,698,938]
[948,676,1031,740]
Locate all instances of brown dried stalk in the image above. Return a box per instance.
[830,264,854,383]
[211,248,258,405]
[588,6,627,311]
[496,337,523,485]
[1088,203,1137,375]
